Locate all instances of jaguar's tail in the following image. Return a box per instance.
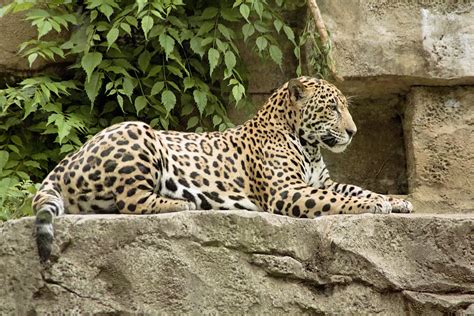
[32,184,64,262]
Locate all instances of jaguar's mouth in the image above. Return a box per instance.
[321,134,338,147]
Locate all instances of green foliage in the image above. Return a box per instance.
[0,0,331,220]
[297,17,334,78]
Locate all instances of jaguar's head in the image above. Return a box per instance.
[288,77,357,153]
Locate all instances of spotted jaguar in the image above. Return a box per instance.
[33,76,413,262]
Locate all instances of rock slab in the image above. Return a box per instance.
[319,0,474,97]
[0,211,473,314]
[405,87,474,213]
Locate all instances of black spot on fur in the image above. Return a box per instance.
[118,166,135,174]
[127,130,139,140]
[182,189,195,203]
[305,199,316,209]
[292,205,301,217]
[117,200,125,209]
[276,200,284,211]
[178,178,190,188]
[104,160,118,173]
[100,147,113,157]
[197,193,212,210]
[322,204,331,212]
[165,179,177,192]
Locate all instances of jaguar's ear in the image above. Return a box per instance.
[288,79,306,104]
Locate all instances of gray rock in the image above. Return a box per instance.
[404,87,474,213]
[1,211,472,314]
[318,1,474,97]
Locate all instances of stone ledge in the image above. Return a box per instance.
[0,211,473,314]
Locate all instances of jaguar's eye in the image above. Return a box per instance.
[330,102,338,111]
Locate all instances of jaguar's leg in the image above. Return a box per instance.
[268,185,392,219]
[115,189,196,214]
[324,181,413,213]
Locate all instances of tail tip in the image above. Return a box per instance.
[35,210,54,263]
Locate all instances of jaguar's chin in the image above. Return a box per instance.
[327,143,349,153]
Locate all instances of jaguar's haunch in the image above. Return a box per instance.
[33,76,412,262]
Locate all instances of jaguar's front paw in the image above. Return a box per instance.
[369,200,392,214]
[185,201,197,211]
[390,198,413,213]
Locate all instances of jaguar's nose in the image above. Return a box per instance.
[346,128,357,138]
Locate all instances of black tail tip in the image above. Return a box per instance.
[36,233,53,263]
[35,211,54,263]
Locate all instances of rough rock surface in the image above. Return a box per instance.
[404,87,474,213]
[1,211,473,314]
[319,1,474,97]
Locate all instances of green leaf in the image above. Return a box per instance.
[28,53,38,67]
[197,21,214,36]
[138,49,151,72]
[137,0,147,13]
[11,135,22,147]
[224,51,236,72]
[84,71,104,104]
[254,2,264,19]
[81,52,103,82]
[159,33,175,59]
[7,144,20,155]
[183,77,194,91]
[201,7,218,19]
[117,94,124,111]
[150,81,164,95]
[161,90,176,113]
[190,37,205,58]
[218,24,233,41]
[24,160,41,168]
[0,151,9,173]
[232,84,245,103]
[221,8,239,22]
[16,171,30,180]
[106,28,119,49]
[187,116,199,129]
[242,24,254,41]
[239,4,250,21]
[283,25,295,44]
[274,19,283,33]
[120,22,131,35]
[134,95,147,114]
[212,115,222,126]
[256,36,268,51]
[166,65,182,78]
[48,113,71,144]
[269,45,282,66]
[37,21,52,39]
[193,90,207,115]
[98,4,114,20]
[60,144,75,154]
[208,48,220,76]
[125,16,138,27]
[159,116,169,130]
[141,16,154,40]
[122,77,134,99]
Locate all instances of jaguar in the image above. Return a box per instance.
[33,76,413,262]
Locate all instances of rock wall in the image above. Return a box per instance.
[404,87,474,213]
[1,211,473,314]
